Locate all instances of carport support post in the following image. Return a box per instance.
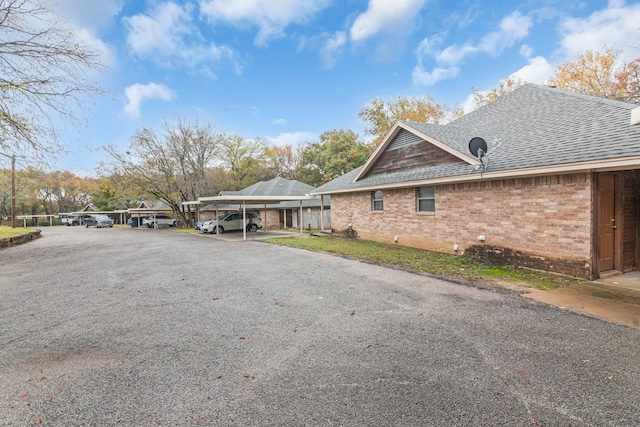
[299,201,303,234]
[242,202,247,241]
[320,195,324,231]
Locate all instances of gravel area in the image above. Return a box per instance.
[0,226,639,426]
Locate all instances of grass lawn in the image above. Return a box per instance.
[266,235,583,291]
[0,225,39,239]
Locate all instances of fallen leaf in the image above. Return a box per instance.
[503,378,514,386]
[350,310,355,316]
[212,297,220,300]
[388,366,396,372]
[239,336,246,340]
[50,395,56,403]
[35,419,42,425]
[217,374,223,379]
[200,416,209,421]
[366,344,373,349]
[605,376,613,381]
[293,328,297,333]
[20,393,27,400]
[43,342,48,348]
[518,370,527,375]
[582,360,590,363]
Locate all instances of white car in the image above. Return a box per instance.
[143,215,177,228]
[201,212,263,234]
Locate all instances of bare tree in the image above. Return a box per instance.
[105,119,223,226]
[0,0,104,161]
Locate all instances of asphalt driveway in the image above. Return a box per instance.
[0,227,638,426]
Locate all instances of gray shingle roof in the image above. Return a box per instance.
[314,84,640,194]
[221,176,316,197]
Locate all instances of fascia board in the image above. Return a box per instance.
[353,121,480,183]
[312,156,640,195]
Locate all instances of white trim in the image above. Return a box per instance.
[632,106,640,125]
[354,121,480,182]
[312,156,640,195]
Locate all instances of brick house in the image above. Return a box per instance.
[200,177,330,230]
[312,84,640,279]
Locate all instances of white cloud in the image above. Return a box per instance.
[557,0,640,62]
[44,0,121,67]
[350,0,428,42]
[511,56,555,84]
[124,2,236,70]
[413,10,533,86]
[124,83,176,119]
[412,66,460,86]
[272,118,288,125]
[46,0,123,31]
[266,131,316,146]
[319,31,347,69]
[199,0,331,47]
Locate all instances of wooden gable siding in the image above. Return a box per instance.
[622,170,640,272]
[367,133,460,176]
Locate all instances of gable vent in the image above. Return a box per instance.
[388,129,423,150]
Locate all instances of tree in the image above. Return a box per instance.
[105,119,223,226]
[264,144,303,181]
[470,76,525,108]
[358,94,453,148]
[546,47,640,103]
[0,0,104,161]
[615,58,640,103]
[299,130,370,186]
[218,134,272,189]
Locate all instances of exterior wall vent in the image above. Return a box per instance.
[388,129,423,150]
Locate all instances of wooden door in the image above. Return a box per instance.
[597,174,616,272]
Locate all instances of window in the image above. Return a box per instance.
[417,186,435,212]
[372,190,384,211]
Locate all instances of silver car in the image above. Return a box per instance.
[201,212,263,234]
[84,214,114,228]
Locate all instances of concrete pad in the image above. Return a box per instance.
[524,282,640,329]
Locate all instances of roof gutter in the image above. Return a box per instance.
[632,106,640,125]
[311,155,640,195]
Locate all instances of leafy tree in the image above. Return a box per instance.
[218,134,273,189]
[0,0,104,162]
[264,144,303,181]
[299,130,370,186]
[358,94,452,148]
[546,47,640,103]
[615,57,640,103]
[470,76,525,108]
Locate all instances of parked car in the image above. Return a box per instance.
[195,221,204,230]
[143,214,177,228]
[127,216,147,227]
[84,214,114,228]
[62,217,80,226]
[201,212,263,234]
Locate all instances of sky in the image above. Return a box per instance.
[39,0,640,175]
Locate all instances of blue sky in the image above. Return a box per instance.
[45,0,640,175]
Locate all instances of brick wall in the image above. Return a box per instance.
[330,173,594,278]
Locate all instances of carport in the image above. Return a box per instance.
[197,194,325,241]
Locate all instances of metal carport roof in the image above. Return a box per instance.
[194,194,325,240]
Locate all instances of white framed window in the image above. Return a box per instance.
[372,190,384,211]
[417,186,435,212]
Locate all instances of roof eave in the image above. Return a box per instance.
[311,155,640,195]
[353,121,481,183]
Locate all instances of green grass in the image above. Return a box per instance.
[266,235,582,291]
[0,225,39,238]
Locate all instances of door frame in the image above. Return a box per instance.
[594,172,623,277]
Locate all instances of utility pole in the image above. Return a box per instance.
[11,154,16,228]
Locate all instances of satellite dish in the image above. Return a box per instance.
[469,137,488,158]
